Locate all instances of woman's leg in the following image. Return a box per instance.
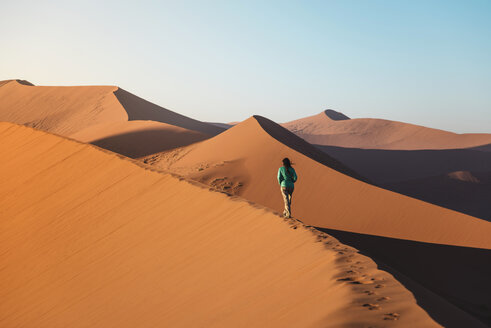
[288,189,293,217]
[281,187,291,218]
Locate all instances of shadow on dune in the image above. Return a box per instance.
[91,129,207,158]
[318,228,491,327]
[385,171,491,221]
[317,145,491,220]
[253,116,369,183]
[317,145,491,184]
[471,143,491,152]
[324,109,350,120]
[114,88,224,136]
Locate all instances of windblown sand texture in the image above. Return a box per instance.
[143,115,491,326]
[144,116,491,248]
[0,80,222,157]
[290,110,491,221]
[283,110,491,150]
[0,122,443,328]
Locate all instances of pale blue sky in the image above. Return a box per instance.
[1,0,490,132]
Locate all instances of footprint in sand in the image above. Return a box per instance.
[364,290,377,295]
[377,296,390,302]
[363,303,381,310]
[337,276,373,285]
[384,313,400,320]
[375,284,385,289]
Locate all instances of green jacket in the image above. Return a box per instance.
[277,166,297,189]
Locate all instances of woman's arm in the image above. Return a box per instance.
[277,168,284,185]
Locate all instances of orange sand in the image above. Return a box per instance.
[71,120,208,158]
[144,116,491,248]
[283,110,491,150]
[0,80,222,156]
[0,122,441,327]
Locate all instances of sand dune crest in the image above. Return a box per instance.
[0,122,441,327]
[283,111,491,150]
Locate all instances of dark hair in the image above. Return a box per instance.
[282,158,293,179]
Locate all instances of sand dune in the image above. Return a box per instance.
[144,115,491,248]
[206,122,235,129]
[143,115,491,326]
[316,145,491,220]
[316,145,491,184]
[0,79,223,155]
[283,110,491,150]
[71,120,209,158]
[384,171,491,221]
[0,122,441,328]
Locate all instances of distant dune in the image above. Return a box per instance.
[143,115,491,326]
[316,145,491,184]
[71,120,208,158]
[317,141,491,221]
[286,109,491,222]
[144,116,491,248]
[283,110,491,150]
[0,122,442,328]
[0,80,223,156]
[207,122,235,129]
[384,170,491,221]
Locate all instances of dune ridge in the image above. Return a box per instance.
[0,122,441,327]
[70,120,209,158]
[143,115,491,326]
[144,115,491,248]
[384,170,491,221]
[0,80,223,156]
[283,110,491,150]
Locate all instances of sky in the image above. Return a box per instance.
[1,0,490,133]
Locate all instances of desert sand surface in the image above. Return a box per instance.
[283,110,491,150]
[0,122,444,328]
[144,116,491,248]
[317,145,491,184]
[317,142,491,221]
[289,110,491,221]
[143,115,491,326]
[0,79,222,156]
[70,120,209,158]
[384,170,491,221]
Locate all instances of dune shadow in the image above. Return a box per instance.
[384,171,491,221]
[317,145,491,220]
[91,129,208,158]
[471,143,491,152]
[318,227,491,327]
[253,116,369,183]
[324,109,350,120]
[317,145,491,184]
[114,88,224,136]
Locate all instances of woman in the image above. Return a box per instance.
[277,157,297,218]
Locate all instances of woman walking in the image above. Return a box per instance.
[277,157,297,218]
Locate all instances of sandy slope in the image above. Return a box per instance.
[0,122,441,328]
[0,80,222,155]
[316,138,491,222]
[71,120,209,158]
[144,116,491,249]
[283,110,491,150]
[143,116,491,326]
[316,145,491,185]
[384,171,491,221]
